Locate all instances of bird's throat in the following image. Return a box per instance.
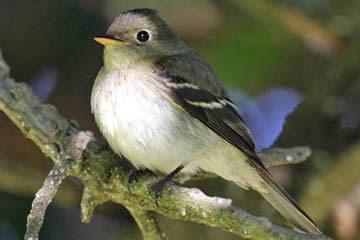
[103,46,138,70]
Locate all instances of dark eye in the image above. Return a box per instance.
[137,31,150,42]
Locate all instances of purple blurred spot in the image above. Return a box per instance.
[29,67,57,102]
[340,99,360,129]
[229,88,303,151]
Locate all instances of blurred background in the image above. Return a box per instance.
[1,0,360,239]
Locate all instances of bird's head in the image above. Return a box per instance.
[94,8,188,69]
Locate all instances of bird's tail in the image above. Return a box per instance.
[254,167,322,235]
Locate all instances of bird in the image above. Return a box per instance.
[91,8,322,235]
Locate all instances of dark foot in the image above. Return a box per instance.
[151,165,184,207]
[151,179,170,207]
[127,169,150,194]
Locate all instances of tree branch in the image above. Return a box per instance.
[24,158,69,240]
[127,207,165,240]
[258,147,311,168]
[0,49,331,239]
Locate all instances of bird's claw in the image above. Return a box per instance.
[149,165,184,207]
[150,179,170,207]
[127,169,150,193]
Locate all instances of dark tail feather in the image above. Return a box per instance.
[256,168,322,235]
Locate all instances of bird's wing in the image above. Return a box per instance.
[153,53,263,168]
[153,54,322,234]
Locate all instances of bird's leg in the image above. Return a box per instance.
[152,165,184,207]
[127,169,152,193]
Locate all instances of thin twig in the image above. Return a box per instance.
[177,147,312,182]
[24,158,69,240]
[0,155,78,205]
[258,147,312,168]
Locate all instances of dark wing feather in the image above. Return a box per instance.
[154,56,264,168]
[177,89,257,158]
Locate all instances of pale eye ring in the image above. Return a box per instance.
[137,31,150,42]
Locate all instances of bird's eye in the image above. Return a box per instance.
[137,31,150,42]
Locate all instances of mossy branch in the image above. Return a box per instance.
[0,50,331,240]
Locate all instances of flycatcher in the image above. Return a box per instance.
[91,8,321,235]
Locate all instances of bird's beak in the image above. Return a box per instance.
[93,35,127,46]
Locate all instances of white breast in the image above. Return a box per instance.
[91,67,205,174]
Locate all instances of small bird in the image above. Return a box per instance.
[91,8,321,235]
